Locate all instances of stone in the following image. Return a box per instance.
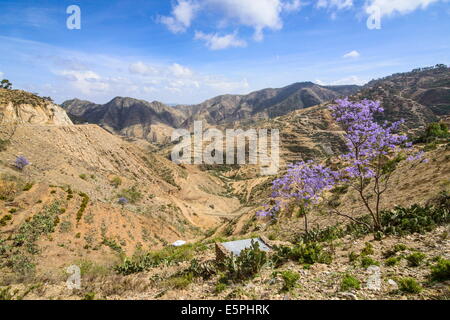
[387,279,398,290]
[338,292,358,300]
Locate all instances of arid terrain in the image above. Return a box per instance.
[0,66,449,300]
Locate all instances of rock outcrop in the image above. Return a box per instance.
[0,89,73,125]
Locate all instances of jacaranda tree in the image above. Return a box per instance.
[258,98,425,235]
[257,161,339,233]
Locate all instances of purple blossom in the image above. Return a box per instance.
[407,151,425,162]
[257,161,339,219]
[330,98,408,179]
[118,197,128,205]
[14,156,30,170]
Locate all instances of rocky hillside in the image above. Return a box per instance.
[0,91,250,279]
[0,89,72,125]
[355,64,450,128]
[62,97,188,143]
[176,82,360,127]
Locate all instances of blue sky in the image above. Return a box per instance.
[0,0,449,104]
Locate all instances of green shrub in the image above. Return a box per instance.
[280,270,300,292]
[398,278,422,294]
[430,258,450,282]
[0,286,15,300]
[115,243,205,275]
[165,272,194,289]
[76,192,89,222]
[13,201,62,255]
[102,238,123,254]
[361,242,374,256]
[79,174,87,180]
[385,257,402,266]
[117,186,142,204]
[273,242,332,267]
[348,252,359,263]
[110,176,122,188]
[187,259,217,279]
[82,292,96,300]
[223,240,267,281]
[22,182,34,191]
[340,274,360,291]
[0,214,12,226]
[0,139,10,152]
[59,220,72,233]
[360,256,379,269]
[381,201,449,236]
[215,282,227,293]
[296,225,346,243]
[406,252,426,267]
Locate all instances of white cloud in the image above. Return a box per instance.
[0,71,4,79]
[316,0,353,10]
[159,0,199,33]
[160,0,303,44]
[194,31,247,50]
[57,70,110,94]
[282,0,303,12]
[169,63,193,77]
[204,0,285,41]
[315,75,367,86]
[365,0,445,17]
[129,61,159,75]
[343,50,360,59]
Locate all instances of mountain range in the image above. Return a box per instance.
[62,66,449,144]
[61,82,360,143]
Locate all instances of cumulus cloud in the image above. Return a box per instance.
[282,0,303,12]
[160,0,303,45]
[169,63,193,77]
[194,31,247,50]
[343,50,360,58]
[129,61,159,75]
[159,0,199,33]
[316,0,353,10]
[365,0,445,17]
[57,70,110,94]
[315,75,367,86]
